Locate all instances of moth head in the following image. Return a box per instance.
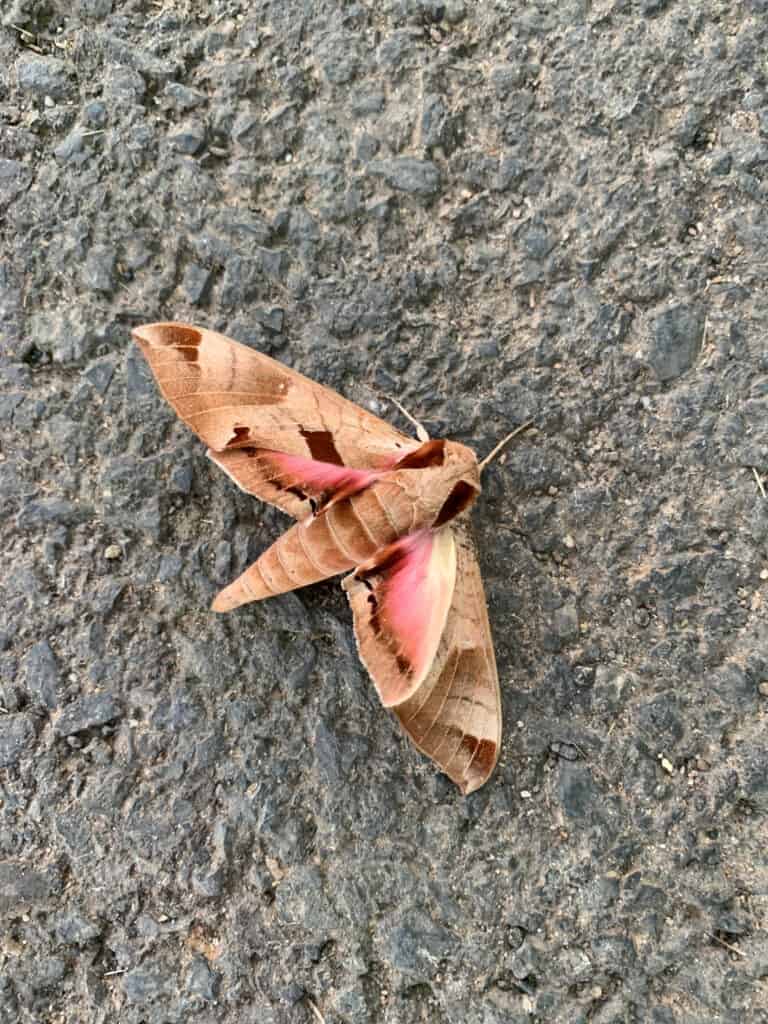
[395,439,481,528]
[433,440,481,526]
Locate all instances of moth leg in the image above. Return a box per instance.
[382,396,430,443]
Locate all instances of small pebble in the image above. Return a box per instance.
[104,544,122,560]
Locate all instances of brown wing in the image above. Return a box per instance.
[392,516,501,795]
[132,322,417,518]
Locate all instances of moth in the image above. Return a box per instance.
[133,322,520,794]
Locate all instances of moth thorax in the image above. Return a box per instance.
[409,440,481,529]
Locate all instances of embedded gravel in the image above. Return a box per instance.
[1,2,767,1022]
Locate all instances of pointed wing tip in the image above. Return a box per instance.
[460,780,483,796]
[131,322,203,349]
[458,766,495,796]
[455,738,500,795]
[130,321,166,346]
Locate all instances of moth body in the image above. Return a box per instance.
[213,439,481,613]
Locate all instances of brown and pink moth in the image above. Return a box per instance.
[133,322,518,794]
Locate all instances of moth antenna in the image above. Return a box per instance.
[479,420,534,472]
[380,394,430,442]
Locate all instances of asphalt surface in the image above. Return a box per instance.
[1,2,767,1022]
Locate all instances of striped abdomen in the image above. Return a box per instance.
[211,479,419,612]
